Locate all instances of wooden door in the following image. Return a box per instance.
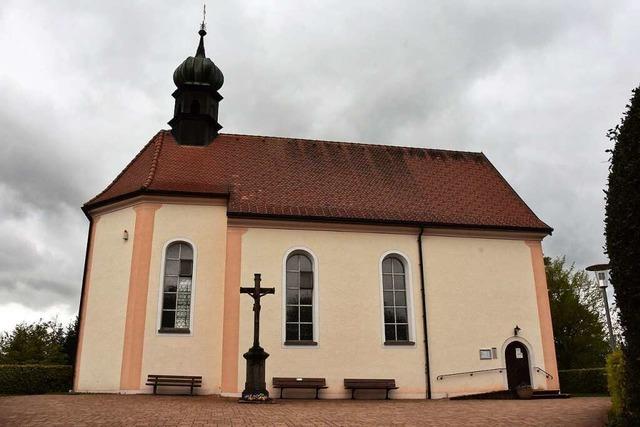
[505,341,531,390]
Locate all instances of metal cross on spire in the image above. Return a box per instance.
[201,2,207,32]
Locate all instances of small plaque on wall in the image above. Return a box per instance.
[479,349,492,360]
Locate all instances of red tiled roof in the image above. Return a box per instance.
[86,130,552,233]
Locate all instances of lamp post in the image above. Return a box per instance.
[586,263,616,350]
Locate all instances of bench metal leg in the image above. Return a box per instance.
[351,389,355,400]
[280,388,284,399]
[315,388,319,399]
[385,389,390,400]
[153,384,157,395]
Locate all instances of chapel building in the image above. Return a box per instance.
[74,25,560,399]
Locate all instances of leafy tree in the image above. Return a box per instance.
[0,319,68,365]
[62,316,79,367]
[545,256,609,369]
[605,85,640,422]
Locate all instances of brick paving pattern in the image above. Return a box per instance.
[0,394,610,426]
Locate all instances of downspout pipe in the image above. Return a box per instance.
[418,226,432,399]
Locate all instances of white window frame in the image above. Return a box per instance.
[281,246,319,348]
[378,251,417,346]
[156,238,197,337]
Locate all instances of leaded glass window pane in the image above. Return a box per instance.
[286,306,298,322]
[179,260,193,276]
[385,324,396,341]
[300,271,313,289]
[396,307,408,323]
[164,276,178,292]
[166,244,180,259]
[396,324,409,341]
[300,324,313,340]
[384,307,394,323]
[382,256,409,342]
[163,293,177,310]
[382,274,393,290]
[285,323,298,341]
[180,245,193,260]
[299,289,312,305]
[161,311,175,328]
[160,242,194,331]
[286,272,299,288]
[300,306,312,323]
[286,289,299,305]
[165,259,179,275]
[285,252,314,342]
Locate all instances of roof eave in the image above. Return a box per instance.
[226,211,554,235]
[82,188,231,218]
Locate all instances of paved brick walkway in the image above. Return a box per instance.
[0,394,609,426]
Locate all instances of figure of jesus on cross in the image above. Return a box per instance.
[239,273,275,402]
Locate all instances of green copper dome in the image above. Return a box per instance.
[173,28,224,90]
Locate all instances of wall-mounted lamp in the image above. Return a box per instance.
[514,325,521,336]
[123,230,129,241]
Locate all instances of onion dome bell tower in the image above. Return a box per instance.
[169,23,224,146]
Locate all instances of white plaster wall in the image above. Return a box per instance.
[238,227,428,399]
[140,203,228,394]
[76,207,136,392]
[423,236,547,398]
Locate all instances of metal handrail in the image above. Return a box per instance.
[436,367,505,381]
[534,366,554,379]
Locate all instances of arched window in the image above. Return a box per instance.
[285,251,314,343]
[160,241,194,332]
[382,255,409,342]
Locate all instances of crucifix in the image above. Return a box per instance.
[239,273,275,401]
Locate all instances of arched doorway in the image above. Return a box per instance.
[505,341,531,390]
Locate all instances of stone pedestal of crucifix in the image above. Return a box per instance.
[239,273,275,402]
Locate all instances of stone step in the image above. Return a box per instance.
[532,390,571,399]
[451,389,571,400]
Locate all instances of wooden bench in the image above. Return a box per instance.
[344,378,398,400]
[273,377,328,399]
[146,374,202,395]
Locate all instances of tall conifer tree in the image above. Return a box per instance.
[605,86,640,422]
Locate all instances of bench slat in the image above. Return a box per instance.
[273,377,326,387]
[148,375,202,380]
[146,380,202,384]
[146,383,202,387]
[147,374,202,396]
[343,378,397,400]
[272,377,327,399]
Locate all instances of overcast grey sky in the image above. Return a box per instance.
[0,1,638,332]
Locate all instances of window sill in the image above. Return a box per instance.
[158,328,191,334]
[384,340,415,346]
[284,340,318,346]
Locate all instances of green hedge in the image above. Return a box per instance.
[0,365,73,395]
[607,350,626,420]
[558,368,608,394]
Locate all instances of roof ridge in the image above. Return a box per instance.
[142,131,166,189]
[219,132,484,156]
[84,130,166,206]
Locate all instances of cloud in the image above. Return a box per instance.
[1,0,639,331]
